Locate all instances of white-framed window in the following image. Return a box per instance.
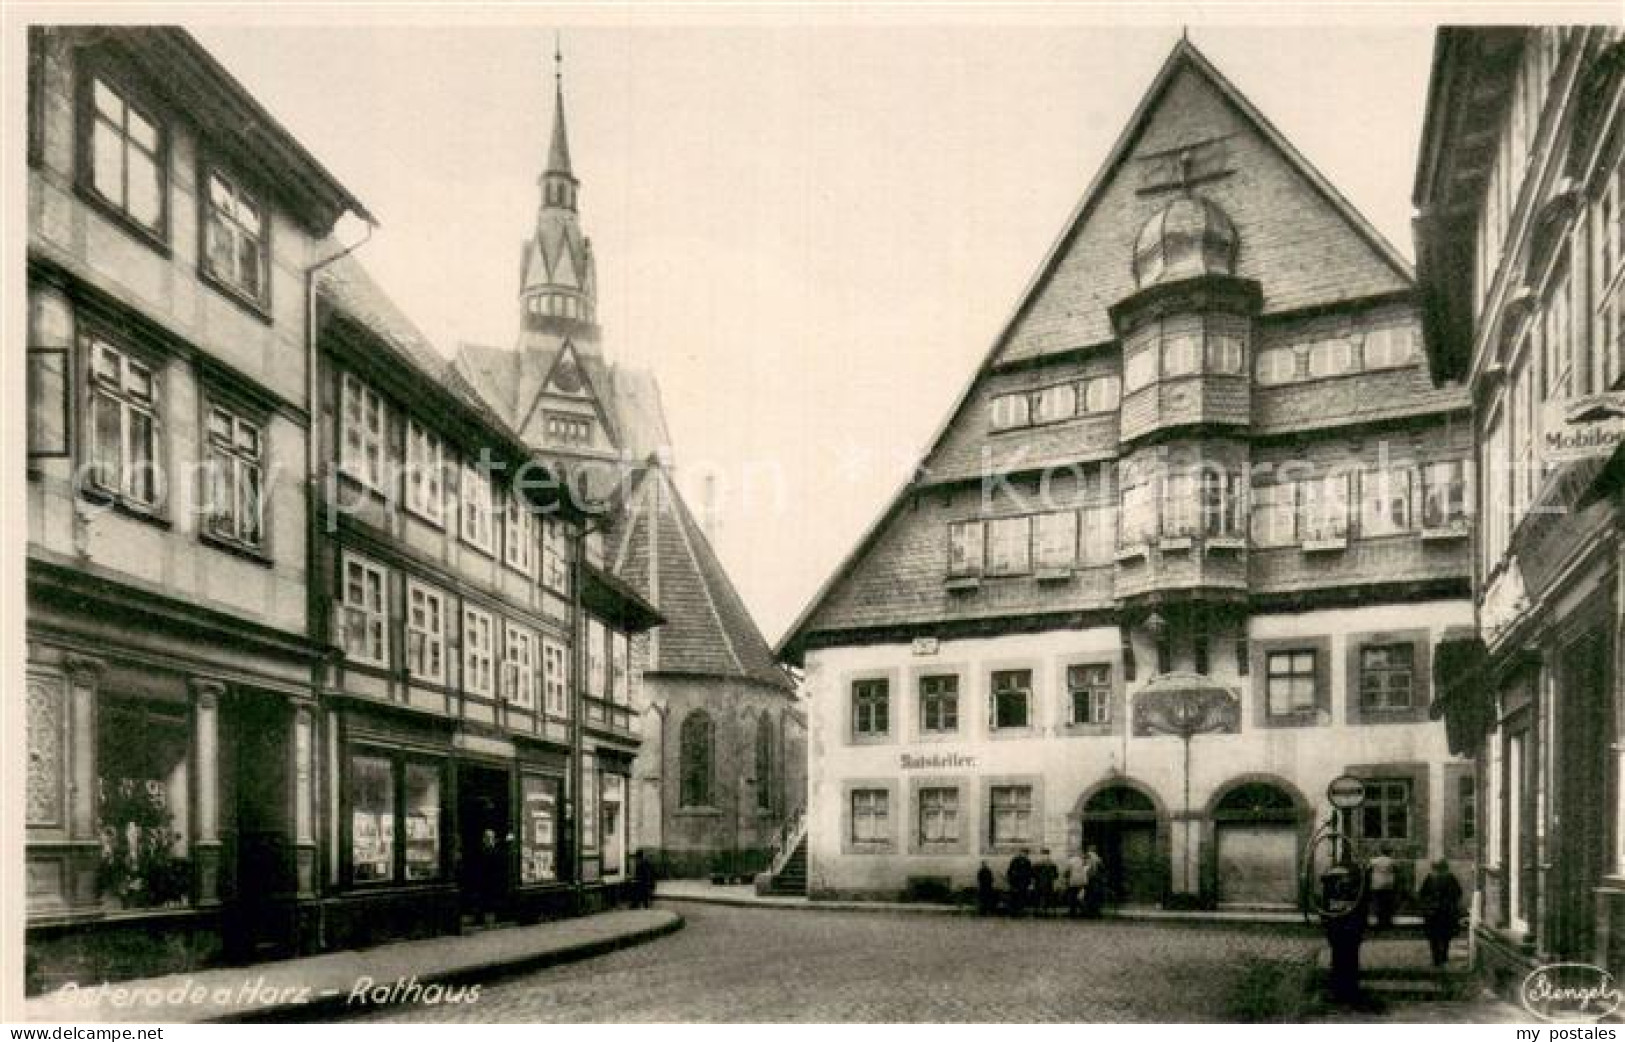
[203,404,263,549]
[1359,643,1415,712]
[851,789,889,843]
[1592,166,1625,391]
[610,631,630,706]
[340,553,388,667]
[542,636,570,717]
[989,785,1034,846]
[1421,460,1471,529]
[586,616,608,700]
[947,520,985,577]
[404,420,445,524]
[1249,482,1297,547]
[1083,375,1122,413]
[989,393,1030,431]
[986,516,1032,576]
[1162,319,1203,377]
[503,622,536,709]
[1359,468,1412,538]
[1031,383,1077,425]
[84,75,165,234]
[1199,469,1245,537]
[544,413,593,444]
[918,787,960,845]
[1357,779,1414,843]
[87,338,160,508]
[852,679,889,737]
[505,494,535,575]
[1120,479,1157,546]
[1362,325,1416,370]
[1067,664,1112,725]
[462,606,494,697]
[1265,650,1317,716]
[1306,338,1354,379]
[1033,511,1078,570]
[919,674,959,734]
[1300,473,1350,542]
[405,579,446,684]
[340,372,386,490]
[201,168,267,304]
[1206,316,1248,374]
[1123,341,1157,393]
[542,518,572,595]
[1256,346,1299,386]
[461,463,495,554]
[991,669,1031,730]
[1162,472,1198,537]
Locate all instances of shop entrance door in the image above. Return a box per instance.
[458,764,512,923]
[1080,785,1163,907]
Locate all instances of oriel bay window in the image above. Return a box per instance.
[991,669,1032,730]
[203,404,264,550]
[1119,479,1157,547]
[852,678,890,738]
[347,751,445,885]
[919,675,959,735]
[1199,470,1245,538]
[87,338,160,509]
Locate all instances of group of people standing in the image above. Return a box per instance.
[1365,846,1465,967]
[977,847,1105,917]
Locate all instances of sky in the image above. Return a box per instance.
[185,15,1449,647]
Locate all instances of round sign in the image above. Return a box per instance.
[1327,775,1366,809]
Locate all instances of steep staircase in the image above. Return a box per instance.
[768,835,808,896]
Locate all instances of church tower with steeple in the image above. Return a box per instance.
[519,43,599,349]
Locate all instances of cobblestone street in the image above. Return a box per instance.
[356,903,1334,1023]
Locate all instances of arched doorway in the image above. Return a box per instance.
[1079,784,1163,907]
[1210,779,1305,908]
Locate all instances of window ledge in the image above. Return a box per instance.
[1205,536,1247,552]
[1034,567,1073,583]
[1159,536,1195,552]
[1060,723,1117,738]
[944,576,981,592]
[199,531,274,568]
[74,181,171,258]
[198,268,273,326]
[1116,544,1149,562]
[1300,537,1348,553]
[80,487,172,529]
[1421,524,1471,542]
[674,807,724,818]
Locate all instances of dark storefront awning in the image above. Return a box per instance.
[1431,634,1491,756]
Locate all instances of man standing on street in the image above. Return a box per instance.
[1033,849,1059,916]
[1418,859,1464,967]
[1006,849,1034,917]
[976,861,997,916]
[1367,845,1398,929]
[1064,849,1087,917]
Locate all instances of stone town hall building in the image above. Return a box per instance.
[780,39,1479,907]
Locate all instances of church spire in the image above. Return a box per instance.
[519,33,599,346]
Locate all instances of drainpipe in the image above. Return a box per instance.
[302,219,374,915]
[570,512,610,910]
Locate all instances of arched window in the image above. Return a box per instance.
[679,710,714,808]
[755,712,774,811]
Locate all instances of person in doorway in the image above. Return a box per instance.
[976,861,997,916]
[1006,849,1034,916]
[1033,849,1059,916]
[1082,845,1105,917]
[1064,849,1088,917]
[1367,845,1398,929]
[1417,859,1464,967]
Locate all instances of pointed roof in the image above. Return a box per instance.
[547,80,573,177]
[610,463,794,692]
[776,37,1423,664]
